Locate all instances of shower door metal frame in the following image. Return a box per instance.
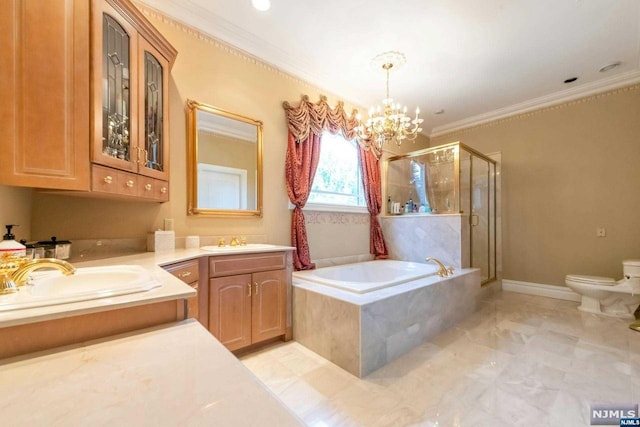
[467,151,497,286]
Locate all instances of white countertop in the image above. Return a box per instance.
[0,319,303,426]
[0,245,294,328]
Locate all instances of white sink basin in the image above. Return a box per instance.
[0,265,161,312]
[200,243,279,253]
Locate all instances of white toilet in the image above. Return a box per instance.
[565,260,640,318]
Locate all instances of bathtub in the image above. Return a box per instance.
[293,260,439,294]
[293,260,481,377]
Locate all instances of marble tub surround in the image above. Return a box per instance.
[0,320,304,426]
[380,213,465,268]
[244,291,640,426]
[294,268,481,377]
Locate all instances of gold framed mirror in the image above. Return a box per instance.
[186,100,263,217]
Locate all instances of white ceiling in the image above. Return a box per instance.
[140,0,640,136]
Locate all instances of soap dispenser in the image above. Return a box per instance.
[0,225,26,258]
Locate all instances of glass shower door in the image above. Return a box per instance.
[471,156,490,282]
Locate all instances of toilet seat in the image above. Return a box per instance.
[566,274,617,286]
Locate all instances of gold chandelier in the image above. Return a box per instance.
[356,52,423,150]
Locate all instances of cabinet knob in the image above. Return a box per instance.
[103,175,113,184]
[247,283,252,297]
[126,179,134,188]
[254,282,259,295]
[145,183,152,191]
[160,187,167,194]
[178,271,192,279]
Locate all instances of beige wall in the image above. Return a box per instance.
[431,85,640,285]
[26,8,383,261]
[0,186,33,241]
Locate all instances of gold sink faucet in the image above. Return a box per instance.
[11,258,76,287]
[229,236,240,246]
[426,257,454,277]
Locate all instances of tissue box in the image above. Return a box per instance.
[147,230,175,252]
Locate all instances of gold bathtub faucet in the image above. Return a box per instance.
[0,258,76,294]
[426,257,454,277]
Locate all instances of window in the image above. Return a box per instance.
[307,131,366,211]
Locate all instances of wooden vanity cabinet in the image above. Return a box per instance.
[208,253,290,352]
[163,258,206,326]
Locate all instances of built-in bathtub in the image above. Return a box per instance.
[293,260,480,377]
[294,260,439,293]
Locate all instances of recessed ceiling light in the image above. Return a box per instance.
[434,109,445,115]
[564,77,578,84]
[599,61,621,73]
[252,0,271,11]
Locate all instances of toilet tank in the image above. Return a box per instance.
[622,260,640,277]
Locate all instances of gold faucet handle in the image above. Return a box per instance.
[217,238,226,247]
[230,236,239,247]
[0,272,19,295]
[447,266,455,276]
[239,236,247,246]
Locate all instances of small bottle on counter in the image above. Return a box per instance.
[0,224,26,258]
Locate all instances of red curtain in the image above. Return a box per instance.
[283,95,386,269]
[358,145,388,259]
[285,132,321,270]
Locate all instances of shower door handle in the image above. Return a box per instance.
[470,214,479,226]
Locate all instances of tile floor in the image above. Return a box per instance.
[241,291,640,426]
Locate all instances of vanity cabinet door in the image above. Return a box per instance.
[210,274,253,351]
[251,270,287,343]
[0,0,90,190]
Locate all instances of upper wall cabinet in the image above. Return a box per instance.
[0,0,90,190]
[91,0,175,200]
[0,0,176,202]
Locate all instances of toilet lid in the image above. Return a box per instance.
[566,274,617,286]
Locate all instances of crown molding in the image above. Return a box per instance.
[430,70,640,138]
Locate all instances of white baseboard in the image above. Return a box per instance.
[502,279,581,302]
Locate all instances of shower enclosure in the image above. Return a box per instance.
[384,142,497,284]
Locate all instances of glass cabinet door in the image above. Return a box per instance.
[138,38,169,180]
[92,2,138,172]
[102,14,131,161]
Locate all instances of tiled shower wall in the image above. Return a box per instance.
[380,214,467,268]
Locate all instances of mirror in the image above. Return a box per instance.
[187,100,263,217]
